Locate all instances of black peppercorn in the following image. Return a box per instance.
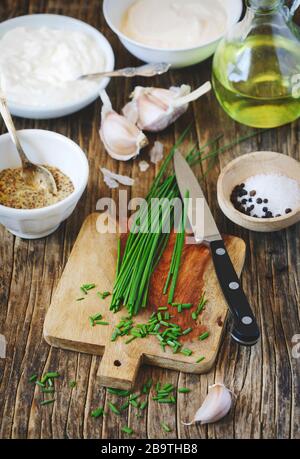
[239,189,248,197]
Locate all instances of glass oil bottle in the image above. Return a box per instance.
[212,0,300,128]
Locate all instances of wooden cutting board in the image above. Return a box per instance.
[44,213,246,389]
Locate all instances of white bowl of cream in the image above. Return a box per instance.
[0,14,115,119]
[103,0,243,68]
[0,129,89,239]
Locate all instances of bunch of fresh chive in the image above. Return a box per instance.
[163,190,189,304]
[110,128,264,317]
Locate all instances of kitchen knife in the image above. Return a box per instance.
[174,150,260,346]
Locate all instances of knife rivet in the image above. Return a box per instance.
[242,316,253,325]
[216,248,226,256]
[229,282,239,290]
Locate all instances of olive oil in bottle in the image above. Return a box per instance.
[212,0,300,128]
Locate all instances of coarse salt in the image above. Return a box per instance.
[232,173,300,218]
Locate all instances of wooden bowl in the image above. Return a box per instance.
[217,151,300,232]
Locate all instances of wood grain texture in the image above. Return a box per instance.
[43,213,246,389]
[0,0,300,439]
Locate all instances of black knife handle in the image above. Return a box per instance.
[210,240,260,346]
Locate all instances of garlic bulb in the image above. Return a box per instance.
[99,90,148,161]
[122,82,211,133]
[182,384,233,425]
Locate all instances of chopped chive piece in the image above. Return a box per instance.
[108,402,121,415]
[107,388,132,397]
[91,407,104,418]
[89,317,95,327]
[29,374,37,383]
[157,398,176,404]
[125,337,137,344]
[40,372,59,384]
[76,298,85,302]
[80,287,88,295]
[199,331,209,341]
[129,399,139,408]
[92,313,103,321]
[94,321,110,326]
[178,388,191,393]
[129,393,140,401]
[42,388,55,393]
[181,348,193,356]
[90,313,103,321]
[196,356,206,363]
[142,378,153,394]
[163,383,173,391]
[161,422,172,432]
[82,283,96,291]
[121,426,133,435]
[182,327,193,336]
[69,380,76,388]
[40,399,55,406]
[158,307,168,311]
[111,330,120,342]
[140,400,148,410]
[182,303,193,309]
[192,312,197,320]
[120,401,130,411]
[97,291,111,300]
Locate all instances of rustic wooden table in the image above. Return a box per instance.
[0,0,299,440]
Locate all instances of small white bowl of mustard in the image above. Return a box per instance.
[0,129,89,239]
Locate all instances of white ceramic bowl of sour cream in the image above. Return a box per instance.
[0,14,115,119]
[0,129,89,239]
[103,0,242,68]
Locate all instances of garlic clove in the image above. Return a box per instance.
[99,90,148,161]
[100,167,135,189]
[182,383,233,426]
[150,141,164,164]
[139,160,150,172]
[122,82,211,133]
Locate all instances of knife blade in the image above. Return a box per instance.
[174,150,260,346]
